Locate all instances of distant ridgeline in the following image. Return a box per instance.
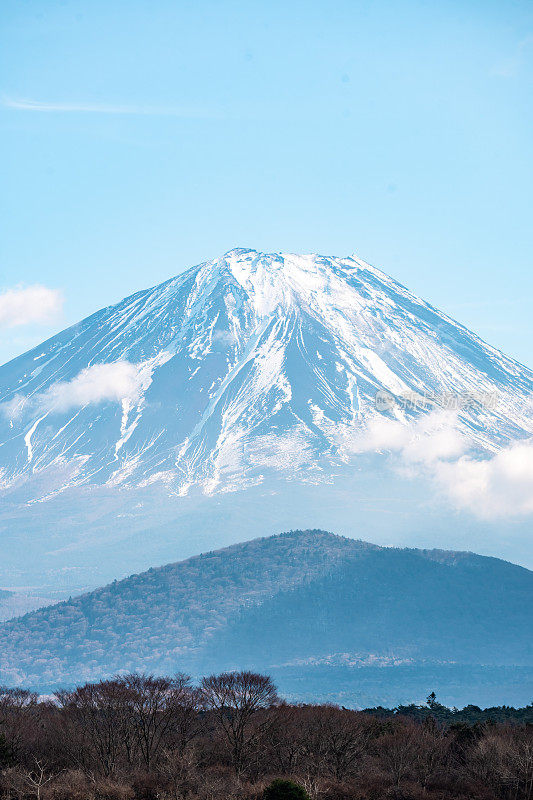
[363,694,533,725]
[0,530,531,707]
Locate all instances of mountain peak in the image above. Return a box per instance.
[0,249,532,497]
[204,248,374,290]
[222,246,258,257]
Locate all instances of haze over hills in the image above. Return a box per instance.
[0,589,52,622]
[1,249,532,591]
[1,530,531,706]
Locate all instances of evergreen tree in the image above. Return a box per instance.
[264,779,310,800]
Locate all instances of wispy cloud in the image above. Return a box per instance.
[2,95,222,119]
[1,361,147,421]
[351,410,469,467]
[1,353,172,421]
[38,361,147,413]
[0,285,63,329]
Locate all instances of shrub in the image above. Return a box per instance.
[263,779,310,800]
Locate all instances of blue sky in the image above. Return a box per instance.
[1,0,532,367]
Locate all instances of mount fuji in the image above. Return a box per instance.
[0,249,532,592]
[1,248,532,491]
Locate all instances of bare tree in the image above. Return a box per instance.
[411,718,449,791]
[0,687,38,764]
[120,672,197,771]
[264,703,307,774]
[25,759,55,800]
[1,671,532,799]
[201,671,279,776]
[373,720,421,788]
[310,706,377,781]
[56,679,136,777]
[56,673,199,776]
[4,759,55,800]
[470,727,533,800]
[159,744,200,800]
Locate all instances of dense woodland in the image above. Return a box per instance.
[1,531,531,693]
[0,672,532,800]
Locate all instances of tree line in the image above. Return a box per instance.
[0,672,532,800]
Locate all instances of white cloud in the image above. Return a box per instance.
[0,359,164,422]
[435,440,533,519]
[38,362,147,413]
[353,410,533,520]
[0,285,63,329]
[352,410,468,465]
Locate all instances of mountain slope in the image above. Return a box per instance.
[1,249,532,496]
[1,530,531,690]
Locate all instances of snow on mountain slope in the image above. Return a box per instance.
[0,248,532,496]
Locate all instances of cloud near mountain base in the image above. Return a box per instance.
[434,440,533,518]
[352,410,533,520]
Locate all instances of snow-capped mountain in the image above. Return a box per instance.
[1,248,532,497]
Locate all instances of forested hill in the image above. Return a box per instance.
[0,530,531,692]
